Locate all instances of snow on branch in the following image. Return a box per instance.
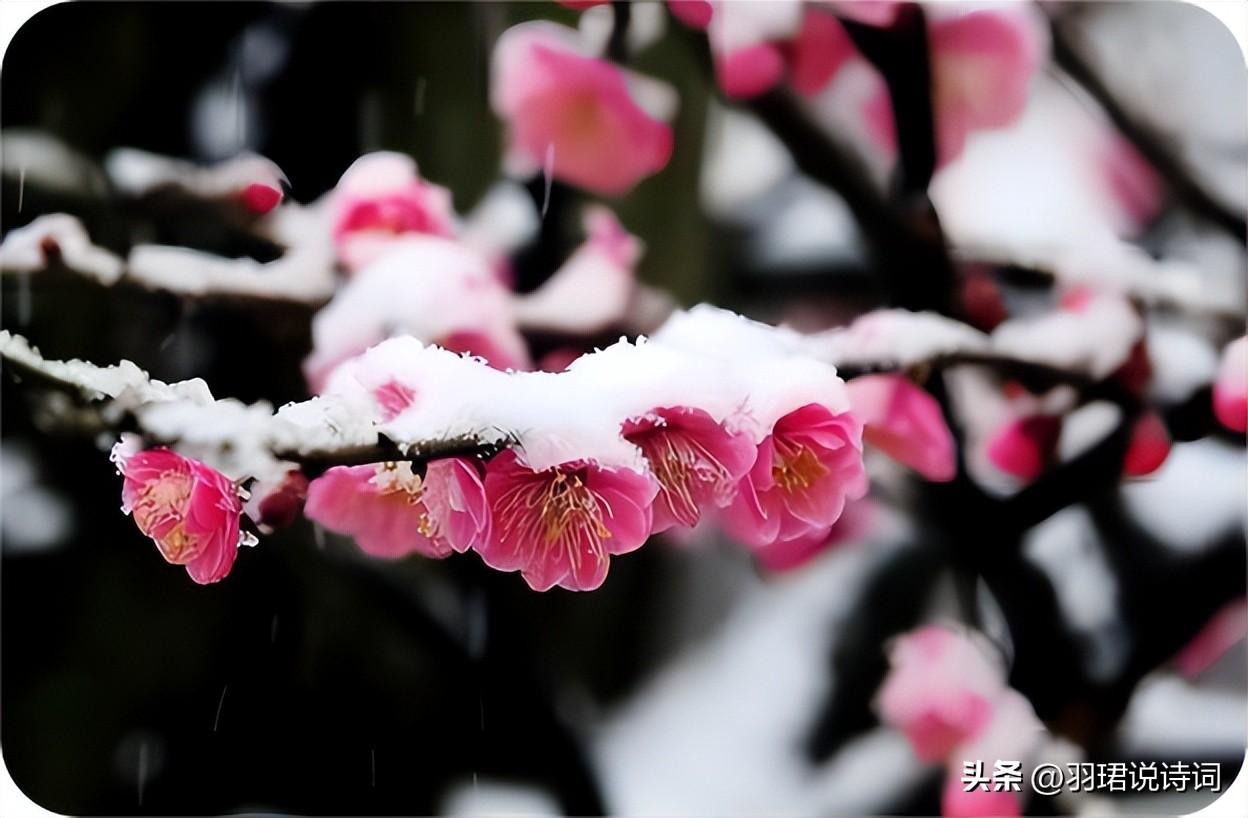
[1,206,337,306]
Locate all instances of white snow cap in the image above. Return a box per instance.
[322,305,853,472]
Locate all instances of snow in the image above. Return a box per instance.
[105,147,286,200]
[1120,439,1248,553]
[991,296,1143,379]
[0,214,125,284]
[806,309,990,369]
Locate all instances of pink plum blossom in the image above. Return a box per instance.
[113,445,244,585]
[720,402,867,549]
[941,689,1044,817]
[865,9,1044,166]
[876,625,1005,762]
[1213,336,1247,433]
[1173,598,1248,679]
[478,448,658,591]
[847,373,956,482]
[704,1,802,99]
[251,469,309,533]
[752,496,874,572]
[304,458,489,560]
[1122,412,1171,478]
[986,414,1061,481]
[240,182,283,215]
[331,152,458,271]
[622,406,757,534]
[491,22,674,195]
[789,8,858,97]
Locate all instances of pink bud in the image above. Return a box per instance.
[1213,336,1247,433]
[1122,412,1170,478]
[240,182,283,214]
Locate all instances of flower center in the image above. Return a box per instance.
[372,461,439,538]
[133,470,201,563]
[495,469,611,570]
[637,429,732,527]
[771,439,828,493]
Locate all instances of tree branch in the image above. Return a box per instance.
[1049,14,1247,241]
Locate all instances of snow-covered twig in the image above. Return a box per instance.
[1,207,337,307]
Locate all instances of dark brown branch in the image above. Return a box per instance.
[1049,15,1247,241]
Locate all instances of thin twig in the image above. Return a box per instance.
[1049,14,1247,241]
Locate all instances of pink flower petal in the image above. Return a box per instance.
[1214,336,1248,433]
[877,626,1005,763]
[789,9,857,97]
[623,406,757,534]
[986,415,1061,481]
[240,182,283,214]
[848,374,956,482]
[721,403,867,549]
[717,42,786,99]
[1122,412,1171,478]
[667,0,714,30]
[1173,598,1248,679]
[492,23,674,195]
[478,448,657,591]
[114,446,244,584]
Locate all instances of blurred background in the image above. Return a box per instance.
[1,2,1245,815]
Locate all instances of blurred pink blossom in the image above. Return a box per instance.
[305,458,489,560]
[877,625,1004,762]
[1122,411,1171,478]
[252,469,309,533]
[240,182,283,215]
[491,22,673,195]
[721,403,867,548]
[1173,597,1248,679]
[1213,336,1247,433]
[866,9,1044,167]
[622,406,756,534]
[789,8,858,97]
[478,448,658,591]
[113,445,244,585]
[331,152,458,271]
[941,689,1044,816]
[848,373,956,482]
[752,496,874,572]
[986,414,1062,481]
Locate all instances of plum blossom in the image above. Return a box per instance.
[704,1,802,99]
[248,468,309,533]
[878,624,1046,815]
[939,690,1042,817]
[720,402,867,549]
[491,21,674,195]
[752,496,874,572]
[1213,336,1247,433]
[1172,598,1248,679]
[876,625,1005,762]
[331,152,458,271]
[478,448,658,591]
[622,406,756,534]
[789,8,859,97]
[303,236,530,391]
[847,373,956,482]
[1122,411,1171,478]
[986,414,1061,481]
[865,8,1045,166]
[112,444,245,584]
[305,458,489,560]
